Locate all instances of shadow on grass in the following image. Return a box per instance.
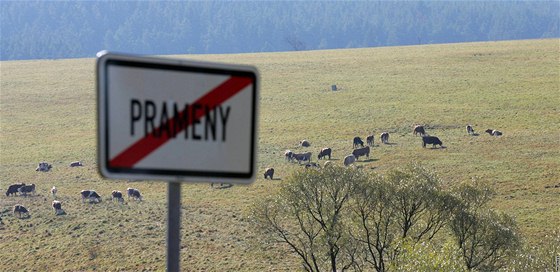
[19,194,40,198]
[265,177,282,181]
[383,142,398,146]
[359,158,379,163]
[426,146,447,150]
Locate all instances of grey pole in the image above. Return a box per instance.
[167,182,181,272]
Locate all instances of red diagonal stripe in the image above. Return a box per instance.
[109,76,253,168]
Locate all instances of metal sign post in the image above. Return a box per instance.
[96,51,259,271]
[167,182,181,271]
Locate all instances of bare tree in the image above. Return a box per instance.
[253,164,520,272]
[450,183,520,270]
[349,173,396,272]
[253,166,367,272]
[350,164,460,272]
[386,164,457,242]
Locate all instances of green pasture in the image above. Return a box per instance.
[1,39,558,271]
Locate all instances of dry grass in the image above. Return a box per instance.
[1,39,559,271]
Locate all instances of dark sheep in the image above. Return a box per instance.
[13,204,29,218]
[292,152,312,164]
[111,190,124,203]
[36,162,52,172]
[422,136,443,148]
[413,125,426,136]
[127,188,142,201]
[353,137,364,148]
[366,135,374,146]
[485,129,502,136]
[380,132,389,144]
[284,150,293,162]
[317,147,332,160]
[81,190,102,203]
[52,200,65,215]
[466,125,475,135]
[6,183,25,196]
[264,168,275,179]
[18,184,36,196]
[300,140,311,147]
[352,146,370,160]
[52,200,62,210]
[305,162,320,169]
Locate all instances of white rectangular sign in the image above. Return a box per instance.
[96,51,259,183]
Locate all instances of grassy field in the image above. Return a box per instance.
[1,39,559,271]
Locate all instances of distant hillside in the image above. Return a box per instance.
[1,39,558,271]
[1,1,558,60]
[0,39,560,271]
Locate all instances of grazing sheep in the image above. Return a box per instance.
[69,161,83,167]
[352,146,370,160]
[52,200,65,215]
[36,162,52,172]
[353,137,364,148]
[264,168,275,179]
[81,190,102,203]
[422,136,443,148]
[51,186,57,199]
[413,125,426,136]
[485,129,502,136]
[466,125,475,135]
[5,183,25,196]
[305,162,320,169]
[111,190,124,203]
[366,135,374,146]
[380,132,389,144]
[291,152,312,164]
[300,140,311,147]
[127,188,142,201]
[317,147,332,160]
[323,161,333,168]
[284,150,293,162]
[343,154,356,167]
[13,204,29,218]
[18,184,36,196]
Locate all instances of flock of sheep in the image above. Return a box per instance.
[263,124,503,180]
[5,162,143,219]
[6,124,504,218]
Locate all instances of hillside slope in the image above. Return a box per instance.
[2,1,558,60]
[1,39,558,271]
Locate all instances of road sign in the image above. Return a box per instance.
[96,51,259,183]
